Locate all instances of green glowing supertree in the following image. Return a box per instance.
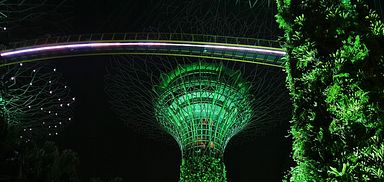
[154,62,253,181]
[0,62,75,142]
[105,56,290,181]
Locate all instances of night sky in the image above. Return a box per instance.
[6,0,293,181]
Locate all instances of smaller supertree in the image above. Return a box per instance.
[0,62,76,181]
[0,62,75,142]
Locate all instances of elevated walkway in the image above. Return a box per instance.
[0,33,285,68]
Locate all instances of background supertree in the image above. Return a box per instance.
[105,56,290,181]
[0,0,73,43]
[0,62,76,180]
[0,62,75,142]
[94,0,279,39]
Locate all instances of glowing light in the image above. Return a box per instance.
[0,42,286,57]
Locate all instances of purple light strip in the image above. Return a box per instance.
[0,42,286,57]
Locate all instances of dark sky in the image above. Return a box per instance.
[8,0,292,181]
[39,0,384,181]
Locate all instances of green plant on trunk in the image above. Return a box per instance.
[276,0,384,181]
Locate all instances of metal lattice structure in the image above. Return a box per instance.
[234,0,275,8]
[100,0,279,39]
[0,62,74,142]
[0,0,73,41]
[156,0,278,39]
[154,62,253,158]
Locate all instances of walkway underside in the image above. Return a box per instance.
[0,33,285,67]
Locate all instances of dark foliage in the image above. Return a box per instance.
[277,0,384,181]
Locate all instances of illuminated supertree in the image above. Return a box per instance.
[106,57,289,181]
[0,62,75,142]
[154,62,253,181]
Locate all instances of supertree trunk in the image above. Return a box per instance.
[180,155,226,182]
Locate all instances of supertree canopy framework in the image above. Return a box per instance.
[234,0,274,8]
[0,0,73,41]
[106,56,290,181]
[100,0,278,39]
[0,62,75,142]
[154,62,253,181]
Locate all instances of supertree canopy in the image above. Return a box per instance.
[154,62,253,181]
[0,63,75,142]
[106,56,290,181]
[0,0,73,42]
[99,0,278,39]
